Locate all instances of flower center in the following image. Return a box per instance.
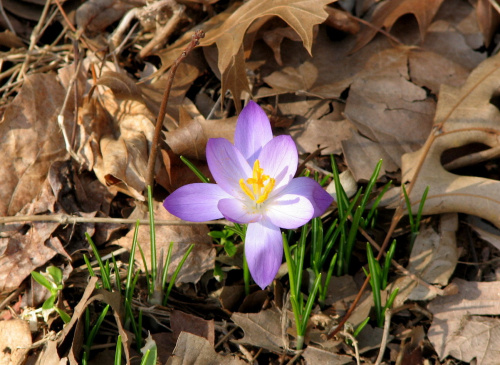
[239,160,275,204]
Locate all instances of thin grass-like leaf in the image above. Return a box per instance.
[85,233,112,291]
[114,335,122,365]
[180,156,210,183]
[164,244,194,304]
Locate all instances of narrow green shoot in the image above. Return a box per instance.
[163,244,194,305]
[85,233,112,291]
[180,156,210,183]
[114,335,122,365]
[31,266,71,323]
[82,304,110,365]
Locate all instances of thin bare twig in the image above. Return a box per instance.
[144,30,205,194]
[375,308,392,365]
[340,331,360,365]
[0,214,230,226]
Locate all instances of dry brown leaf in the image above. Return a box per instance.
[389,214,459,304]
[0,319,32,365]
[164,99,237,160]
[115,201,215,284]
[75,0,134,33]
[302,345,353,365]
[400,50,500,228]
[428,278,500,363]
[168,331,246,365]
[0,73,69,216]
[352,0,446,52]
[0,221,67,292]
[171,310,215,346]
[159,0,330,109]
[477,0,500,48]
[231,307,285,352]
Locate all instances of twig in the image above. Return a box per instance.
[144,30,205,194]
[0,0,15,35]
[0,214,230,226]
[340,331,360,365]
[375,308,392,365]
[138,3,185,59]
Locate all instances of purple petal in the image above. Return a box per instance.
[245,220,283,289]
[265,193,314,229]
[163,183,231,222]
[218,198,262,224]
[259,135,298,191]
[206,138,252,199]
[278,177,333,217]
[234,101,273,165]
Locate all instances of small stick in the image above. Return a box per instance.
[144,30,205,194]
[0,214,230,226]
[374,308,392,365]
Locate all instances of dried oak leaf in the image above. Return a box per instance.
[352,0,446,52]
[399,50,500,228]
[428,278,500,363]
[0,320,32,365]
[159,0,331,110]
[0,73,70,216]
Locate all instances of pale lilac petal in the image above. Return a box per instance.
[218,198,262,224]
[163,183,231,222]
[234,101,273,165]
[206,138,252,199]
[259,135,298,191]
[245,220,283,289]
[279,177,333,217]
[265,193,314,229]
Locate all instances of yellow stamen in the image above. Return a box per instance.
[240,160,275,204]
[239,178,255,200]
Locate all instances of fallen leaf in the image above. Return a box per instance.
[231,307,285,353]
[0,73,69,216]
[171,310,215,346]
[159,0,331,109]
[75,0,134,33]
[0,319,32,365]
[400,50,500,228]
[428,278,500,363]
[302,345,352,365]
[477,0,500,48]
[352,0,446,52]
[390,214,459,303]
[163,99,237,160]
[114,201,215,284]
[168,331,246,365]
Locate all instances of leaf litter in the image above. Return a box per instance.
[1,0,500,363]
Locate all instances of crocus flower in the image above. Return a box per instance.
[164,101,333,289]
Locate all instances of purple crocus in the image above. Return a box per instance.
[163,101,333,289]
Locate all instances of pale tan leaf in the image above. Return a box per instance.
[477,0,500,48]
[0,320,31,365]
[389,214,459,304]
[400,51,500,228]
[428,278,500,362]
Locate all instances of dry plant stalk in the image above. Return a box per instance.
[145,30,205,193]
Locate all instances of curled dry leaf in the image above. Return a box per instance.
[163,99,237,160]
[351,0,446,52]
[75,0,134,33]
[400,51,500,228]
[158,0,331,109]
